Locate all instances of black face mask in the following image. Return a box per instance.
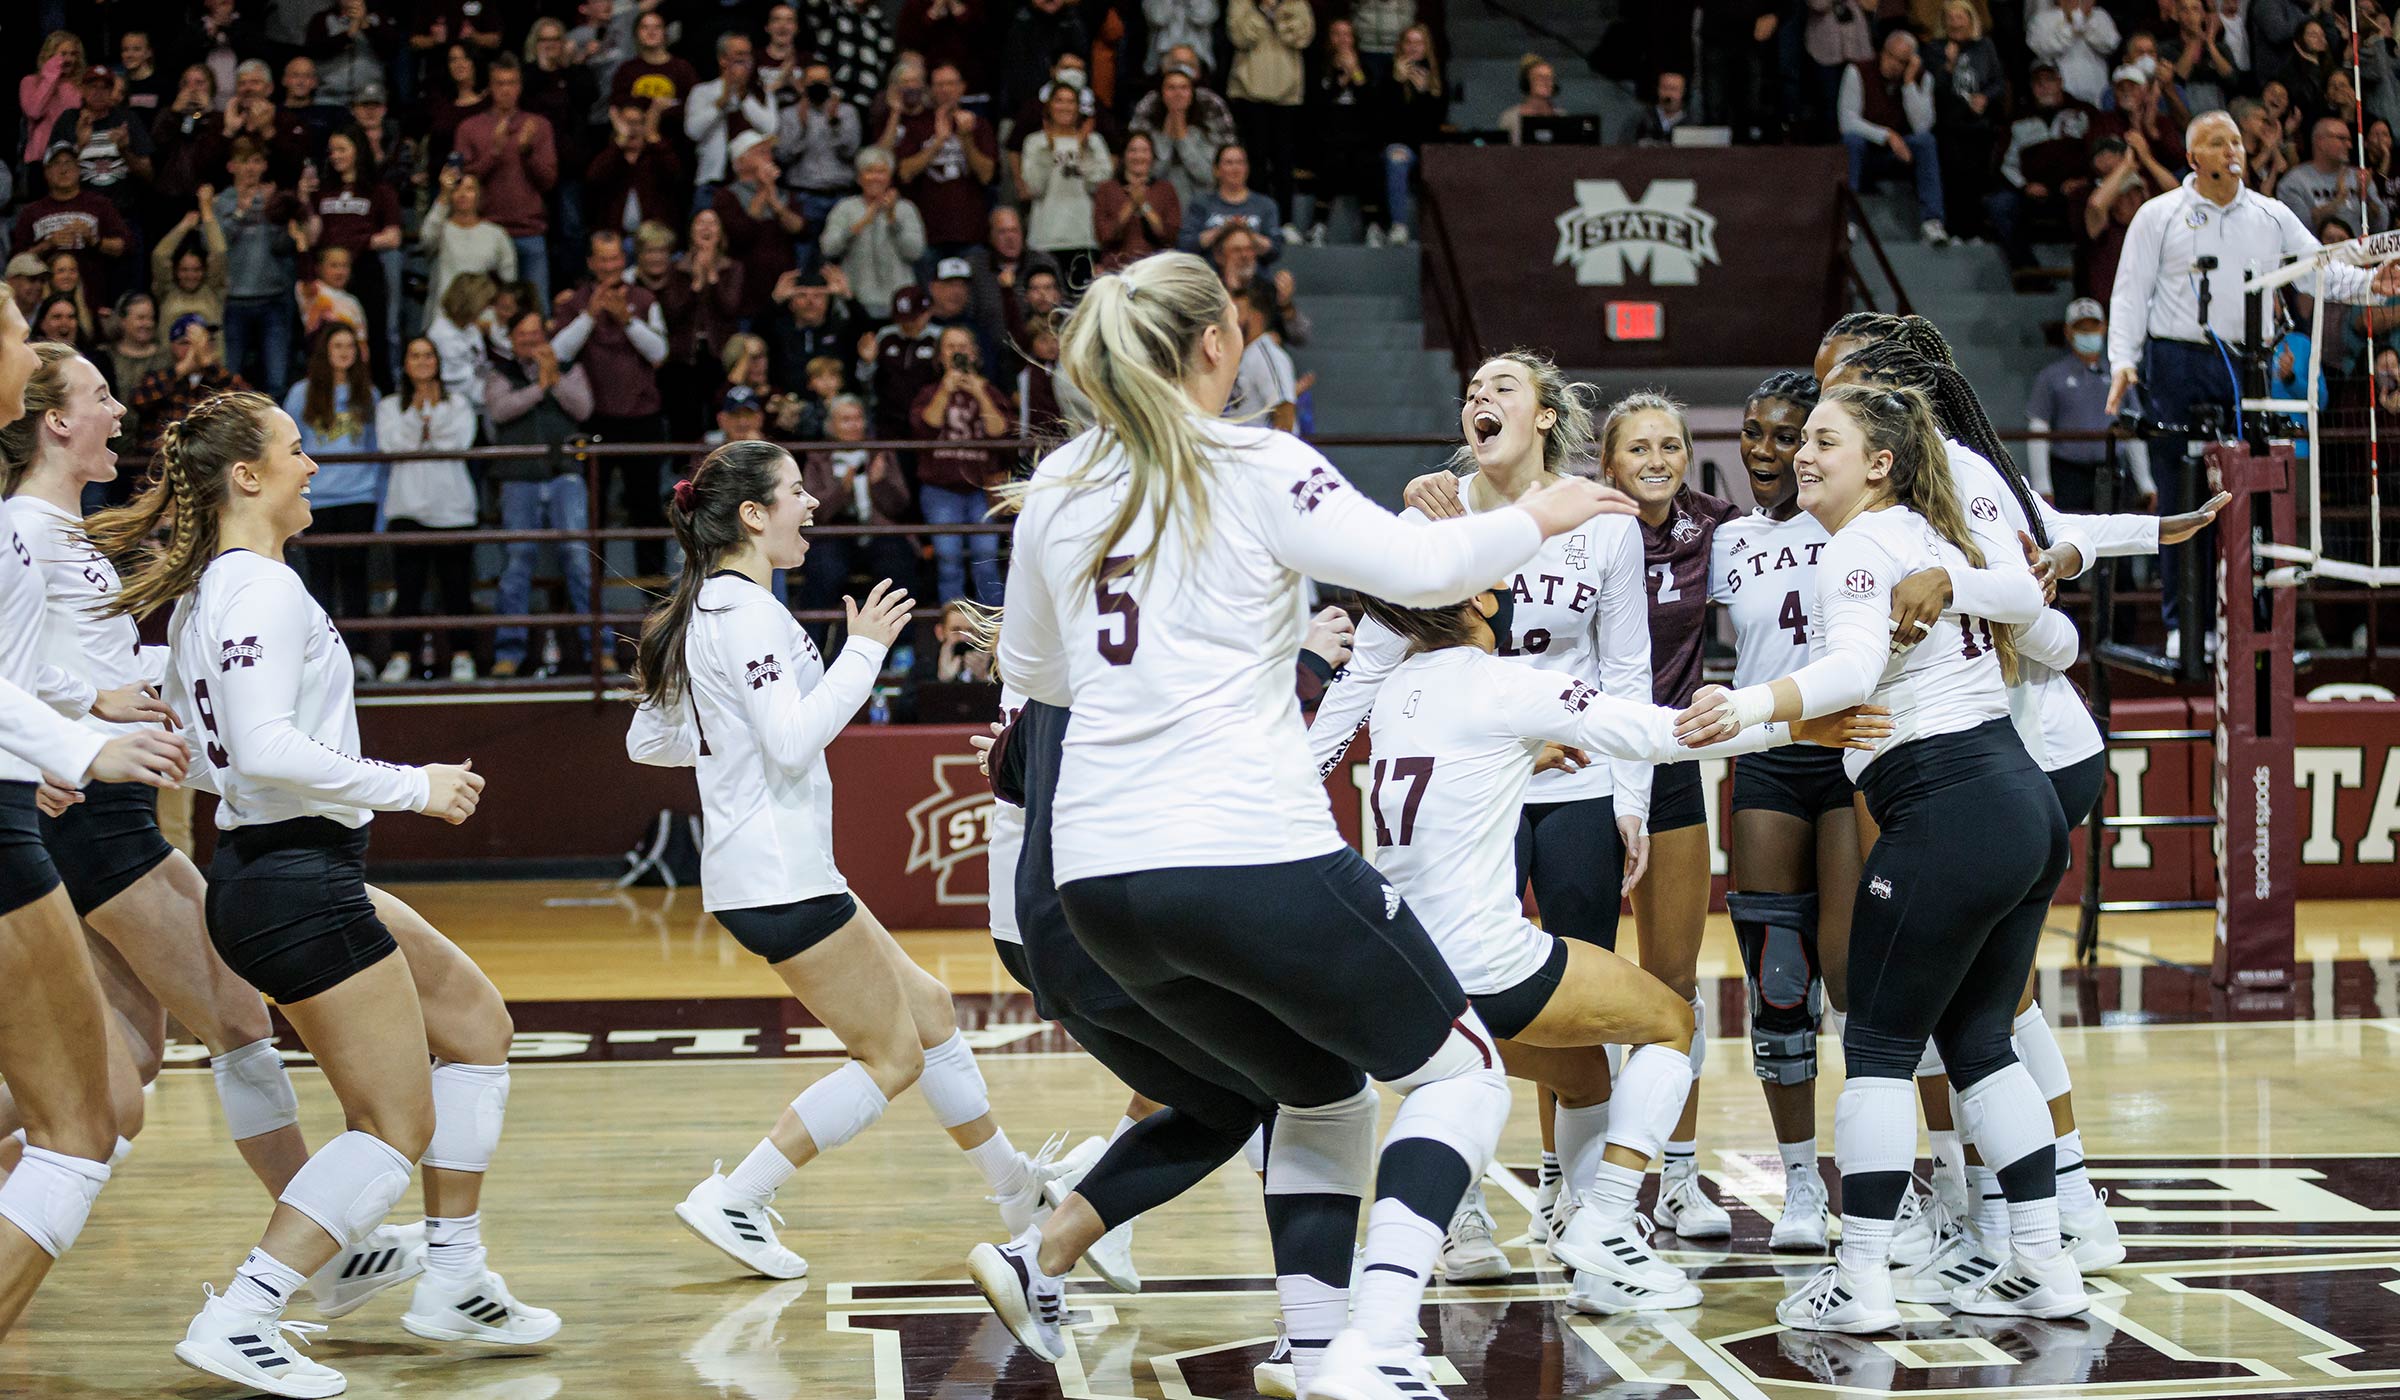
[1485,583,1516,648]
[806,81,832,104]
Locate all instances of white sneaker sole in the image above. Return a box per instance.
[675,1200,808,1280]
[966,1243,1062,1364]
[1254,1361,1297,1398]
[399,1306,562,1347]
[1949,1283,2091,1319]
[1549,1227,1686,1291]
[1770,1217,1831,1253]
[1440,1244,1510,1282]
[174,1341,346,1399]
[2071,1237,2128,1272]
[1567,1273,1703,1314]
[1776,1303,1904,1335]
[1660,1203,1734,1240]
[1081,1224,1142,1294]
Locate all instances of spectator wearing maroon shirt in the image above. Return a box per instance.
[303,126,406,367]
[150,65,231,224]
[1094,130,1180,271]
[13,143,132,304]
[898,0,991,102]
[587,97,688,238]
[458,54,562,301]
[553,230,672,574]
[896,64,1000,255]
[910,323,1012,603]
[428,44,492,174]
[613,11,701,128]
[713,131,808,317]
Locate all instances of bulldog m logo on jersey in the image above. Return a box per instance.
[220,636,264,670]
[744,655,783,689]
[1554,179,1721,287]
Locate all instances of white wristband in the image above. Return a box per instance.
[1730,685,1777,731]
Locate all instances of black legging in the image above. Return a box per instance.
[1515,794,1627,950]
[387,519,477,664]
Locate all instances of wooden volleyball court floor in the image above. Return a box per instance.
[4,884,2399,1400]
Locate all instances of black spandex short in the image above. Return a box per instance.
[206,818,396,1004]
[42,780,176,916]
[2045,751,2109,830]
[1648,760,1708,834]
[0,781,62,917]
[1473,934,1572,1041]
[714,892,857,964]
[1516,794,1626,950]
[995,936,1034,992]
[1732,743,1857,821]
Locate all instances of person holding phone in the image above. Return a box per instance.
[911,326,1012,604]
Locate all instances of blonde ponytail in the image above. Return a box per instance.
[1055,252,1234,588]
[88,390,276,620]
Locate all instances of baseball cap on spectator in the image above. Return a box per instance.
[2030,60,2059,78]
[355,81,388,106]
[720,385,765,416]
[80,64,114,85]
[933,257,972,283]
[44,140,79,164]
[171,313,217,340]
[2110,64,2147,88]
[2065,297,2104,327]
[730,130,773,163]
[5,254,47,280]
[892,285,930,319]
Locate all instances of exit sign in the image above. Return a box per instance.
[1607,302,1664,341]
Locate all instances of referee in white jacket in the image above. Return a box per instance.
[2105,110,2400,637]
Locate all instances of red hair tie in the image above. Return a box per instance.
[672,478,696,511]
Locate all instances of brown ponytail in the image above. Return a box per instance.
[631,440,795,710]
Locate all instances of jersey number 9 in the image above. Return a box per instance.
[191,679,231,769]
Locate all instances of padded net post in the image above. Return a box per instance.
[2204,442,2299,990]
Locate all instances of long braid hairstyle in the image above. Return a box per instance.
[0,343,84,497]
[631,439,795,711]
[1748,369,1820,418]
[86,391,277,620]
[1849,318,2052,548]
[1824,382,2021,683]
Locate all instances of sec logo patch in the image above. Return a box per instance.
[1971,497,2000,521]
[1843,569,1877,596]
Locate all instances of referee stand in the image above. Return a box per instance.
[2075,275,2300,994]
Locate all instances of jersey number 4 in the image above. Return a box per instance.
[1778,590,1809,647]
[1369,756,1435,846]
[1095,555,1139,665]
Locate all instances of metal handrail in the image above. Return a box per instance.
[1417,187,1485,392]
[1838,185,1914,317]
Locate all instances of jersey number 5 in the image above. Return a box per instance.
[191,679,230,769]
[1369,756,1435,846]
[1095,555,1139,665]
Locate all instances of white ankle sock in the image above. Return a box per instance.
[1538,1150,1562,1188]
[1838,1214,1895,1271]
[1276,1273,1346,1390]
[2056,1129,2097,1213]
[1586,1160,1644,1224]
[1111,1115,1138,1143]
[425,1213,484,1280]
[226,1247,307,1315]
[1969,1166,2008,1246]
[967,1131,1031,1198]
[1779,1138,1818,1184]
[1662,1139,1697,1179]
[1352,1198,1443,1351]
[1554,1102,1609,1196]
[2008,1197,2064,1262]
[727,1139,799,1204]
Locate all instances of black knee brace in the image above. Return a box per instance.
[1728,890,1822,1087]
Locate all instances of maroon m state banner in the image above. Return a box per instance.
[1418,144,1848,371]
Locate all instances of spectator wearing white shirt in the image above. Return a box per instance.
[1839,30,1949,245]
[1227,280,1295,431]
[686,32,780,195]
[2029,0,2122,107]
[1144,0,1221,75]
[377,336,483,682]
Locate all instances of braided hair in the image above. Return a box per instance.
[1828,335,2052,550]
[1747,369,1819,416]
[87,391,277,620]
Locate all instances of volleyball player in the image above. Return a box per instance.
[624,441,1078,1285]
[1315,349,1651,1275]
[1000,251,1632,1400]
[1825,327,2224,1281]
[1353,580,1889,1312]
[82,392,554,1397]
[0,348,424,1312]
[1712,371,1851,1252]
[1680,383,2087,1330]
[0,293,191,1341]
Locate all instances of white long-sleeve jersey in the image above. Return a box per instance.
[1308,483,1652,816]
[1713,508,1831,689]
[1785,507,2044,780]
[999,419,1549,883]
[625,573,887,912]
[168,550,429,828]
[1368,647,1793,994]
[0,510,102,784]
[6,496,169,744]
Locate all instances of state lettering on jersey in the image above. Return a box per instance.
[1559,680,1599,712]
[1509,572,1597,612]
[1723,538,1827,594]
[1289,465,1340,513]
[744,654,784,689]
[220,636,264,670]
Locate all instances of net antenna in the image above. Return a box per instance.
[2241,222,2400,586]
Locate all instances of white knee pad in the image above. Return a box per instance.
[1957,1062,2053,1174]
[1686,992,1707,1077]
[1383,1065,1511,1174]
[1915,1039,1947,1079]
[1264,1085,1378,1199]
[916,1031,989,1130]
[1241,1126,1268,1174]
[1832,1077,1917,1180]
[0,1147,110,1258]
[421,1061,511,1173]
[1602,1044,1694,1163]
[2011,1003,2074,1103]
[277,1131,415,1247]
[1380,1009,1500,1093]
[792,1059,890,1154]
[211,1038,300,1141]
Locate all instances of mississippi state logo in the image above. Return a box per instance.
[1289,465,1340,514]
[1670,511,1702,543]
[1559,680,1599,712]
[1564,533,1587,569]
[744,655,783,690]
[1554,179,1721,286]
[903,754,995,907]
[1843,569,1878,597]
[1970,496,2001,521]
[1869,875,1894,899]
[219,636,264,670]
